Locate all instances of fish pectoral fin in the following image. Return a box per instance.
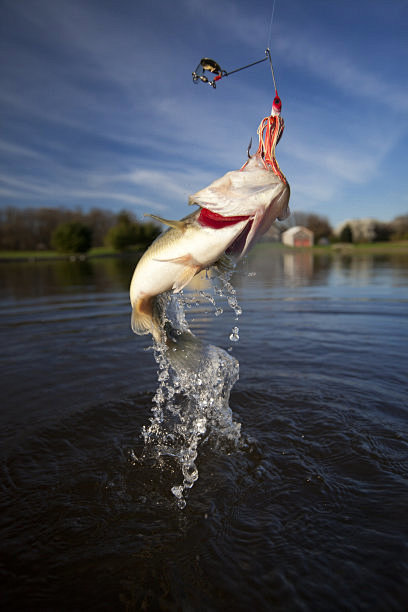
[156,254,196,264]
[151,254,202,292]
[157,254,200,292]
[145,214,187,231]
[172,264,201,293]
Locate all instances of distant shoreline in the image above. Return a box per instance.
[1,241,408,263]
[251,240,408,256]
[0,246,144,263]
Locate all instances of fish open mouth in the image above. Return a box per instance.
[197,208,250,229]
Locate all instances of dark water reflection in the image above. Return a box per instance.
[0,256,133,299]
[1,248,408,610]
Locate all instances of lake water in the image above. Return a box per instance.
[1,247,407,611]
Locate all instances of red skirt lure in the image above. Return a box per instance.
[241,113,287,185]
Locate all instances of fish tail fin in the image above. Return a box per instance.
[131,293,206,370]
[131,295,162,342]
[164,324,206,372]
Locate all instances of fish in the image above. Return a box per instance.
[129,210,248,341]
[130,109,290,341]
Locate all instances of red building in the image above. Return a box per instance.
[282,226,314,247]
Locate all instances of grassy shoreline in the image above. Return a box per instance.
[0,246,145,262]
[251,240,408,256]
[1,240,408,263]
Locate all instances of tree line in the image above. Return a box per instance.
[335,215,408,243]
[294,212,408,243]
[0,206,407,254]
[0,206,160,253]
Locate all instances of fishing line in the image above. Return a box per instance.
[266,0,277,50]
[265,0,278,94]
[266,48,278,93]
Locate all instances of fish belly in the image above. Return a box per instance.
[130,220,248,304]
[130,258,185,303]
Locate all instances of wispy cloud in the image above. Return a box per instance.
[0,139,46,160]
[278,34,408,115]
[0,171,169,212]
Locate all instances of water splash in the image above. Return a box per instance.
[139,271,242,509]
[199,268,243,344]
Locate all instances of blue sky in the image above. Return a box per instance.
[1,0,407,227]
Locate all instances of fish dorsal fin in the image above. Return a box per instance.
[145,214,187,231]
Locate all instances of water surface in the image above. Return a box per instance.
[1,248,407,610]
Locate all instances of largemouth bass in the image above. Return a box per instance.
[130,106,290,341]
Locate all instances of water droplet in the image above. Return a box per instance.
[171,485,184,499]
[195,418,207,434]
[229,326,240,342]
[183,464,199,483]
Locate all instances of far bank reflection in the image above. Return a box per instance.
[243,247,330,287]
[1,248,408,301]
[0,256,139,300]
[283,251,314,283]
[244,246,408,289]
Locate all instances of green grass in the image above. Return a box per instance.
[0,249,109,261]
[2,240,408,262]
[88,245,146,256]
[88,246,119,257]
[0,250,61,260]
[330,240,408,253]
[252,240,408,256]
[0,244,150,261]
